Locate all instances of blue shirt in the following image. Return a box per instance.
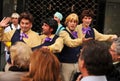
[55,24,65,35]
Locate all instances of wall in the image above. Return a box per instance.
[104,0,120,35]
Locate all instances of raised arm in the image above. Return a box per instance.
[0,17,11,27]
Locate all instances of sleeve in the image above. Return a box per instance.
[48,37,64,53]
[0,27,4,40]
[59,31,83,47]
[94,28,116,41]
[0,28,15,42]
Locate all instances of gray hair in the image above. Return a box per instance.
[10,42,32,69]
[113,37,120,55]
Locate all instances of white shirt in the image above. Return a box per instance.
[81,76,107,81]
[4,24,20,33]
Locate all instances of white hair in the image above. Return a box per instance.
[11,13,20,18]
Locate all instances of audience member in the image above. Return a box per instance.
[54,11,65,35]
[109,37,120,69]
[106,37,120,81]
[5,42,32,72]
[21,48,61,81]
[77,40,113,81]
[0,72,26,81]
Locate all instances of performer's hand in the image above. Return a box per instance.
[82,37,93,42]
[0,17,11,27]
[111,35,118,40]
[42,46,50,51]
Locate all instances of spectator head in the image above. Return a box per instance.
[79,40,113,76]
[10,42,32,71]
[22,48,61,81]
[109,37,120,62]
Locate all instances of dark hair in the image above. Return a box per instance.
[80,9,95,20]
[43,18,58,34]
[19,12,34,23]
[80,40,113,75]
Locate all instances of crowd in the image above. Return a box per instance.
[0,9,119,81]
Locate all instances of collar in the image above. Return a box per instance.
[48,34,55,38]
[81,75,107,81]
[44,34,55,42]
[11,24,20,29]
[66,27,77,34]
[41,34,55,39]
[20,29,32,35]
[113,61,120,65]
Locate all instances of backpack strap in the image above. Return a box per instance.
[9,23,13,30]
[56,26,64,35]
